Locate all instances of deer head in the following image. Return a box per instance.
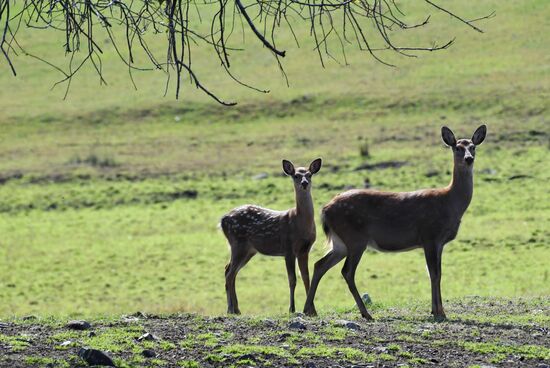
[282,158,322,191]
[442,125,487,168]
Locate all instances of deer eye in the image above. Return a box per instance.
[294,174,300,179]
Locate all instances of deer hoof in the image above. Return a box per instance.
[362,312,374,321]
[303,306,317,317]
[433,314,446,322]
[227,308,241,315]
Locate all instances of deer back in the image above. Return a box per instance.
[221,205,289,256]
[323,188,462,250]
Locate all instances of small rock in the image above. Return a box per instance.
[66,320,91,330]
[278,332,291,341]
[262,319,277,327]
[0,322,8,328]
[78,348,115,367]
[137,332,159,341]
[132,311,147,318]
[252,173,268,180]
[121,316,140,323]
[88,331,96,337]
[289,318,306,330]
[361,293,373,305]
[335,320,361,330]
[373,346,388,353]
[142,349,156,358]
[22,315,37,321]
[238,353,256,361]
[537,364,550,368]
[59,340,73,347]
[304,363,316,368]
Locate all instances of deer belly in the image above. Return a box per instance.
[250,236,286,256]
[367,226,421,252]
[253,244,286,256]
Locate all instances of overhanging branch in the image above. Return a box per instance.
[0,0,492,105]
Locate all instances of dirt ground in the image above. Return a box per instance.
[1,298,549,367]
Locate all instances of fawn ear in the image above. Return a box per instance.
[282,160,295,176]
[472,124,487,145]
[441,126,456,147]
[309,158,322,174]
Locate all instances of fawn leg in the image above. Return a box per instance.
[285,255,297,313]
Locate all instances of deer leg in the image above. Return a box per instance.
[303,249,346,316]
[226,246,254,315]
[424,244,445,321]
[285,255,297,313]
[341,249,373,320]
[225,261,233,312]
[297,252,310,294]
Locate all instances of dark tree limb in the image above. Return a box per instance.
[0,0,492,105]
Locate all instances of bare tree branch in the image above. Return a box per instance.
[0,0,491,105]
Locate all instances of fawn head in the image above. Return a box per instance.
[442,125,487,167]
[282,158,322,191]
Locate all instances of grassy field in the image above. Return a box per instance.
[0,0,549,321]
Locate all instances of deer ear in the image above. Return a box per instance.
[441,126,456,147]
[472,124,487,145]
[282,160,295,176]
[309,158,322,174]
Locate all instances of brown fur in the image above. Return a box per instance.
[222,159,322,314]
[304,125,486,320]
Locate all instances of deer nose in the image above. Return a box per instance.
[301,179,309,189]
[465,156,474,165]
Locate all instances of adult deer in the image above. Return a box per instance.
[221,158,322,314]
[303,125,487,321]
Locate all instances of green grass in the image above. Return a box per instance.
[1,305,548,367]
[0,0,549,319]
[0,333,32,351]
[23,356,70,368]
[461,341,550,362]
[296,346,376,362]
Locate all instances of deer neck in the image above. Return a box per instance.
[448,162,474,215]
[293,189,314,226]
